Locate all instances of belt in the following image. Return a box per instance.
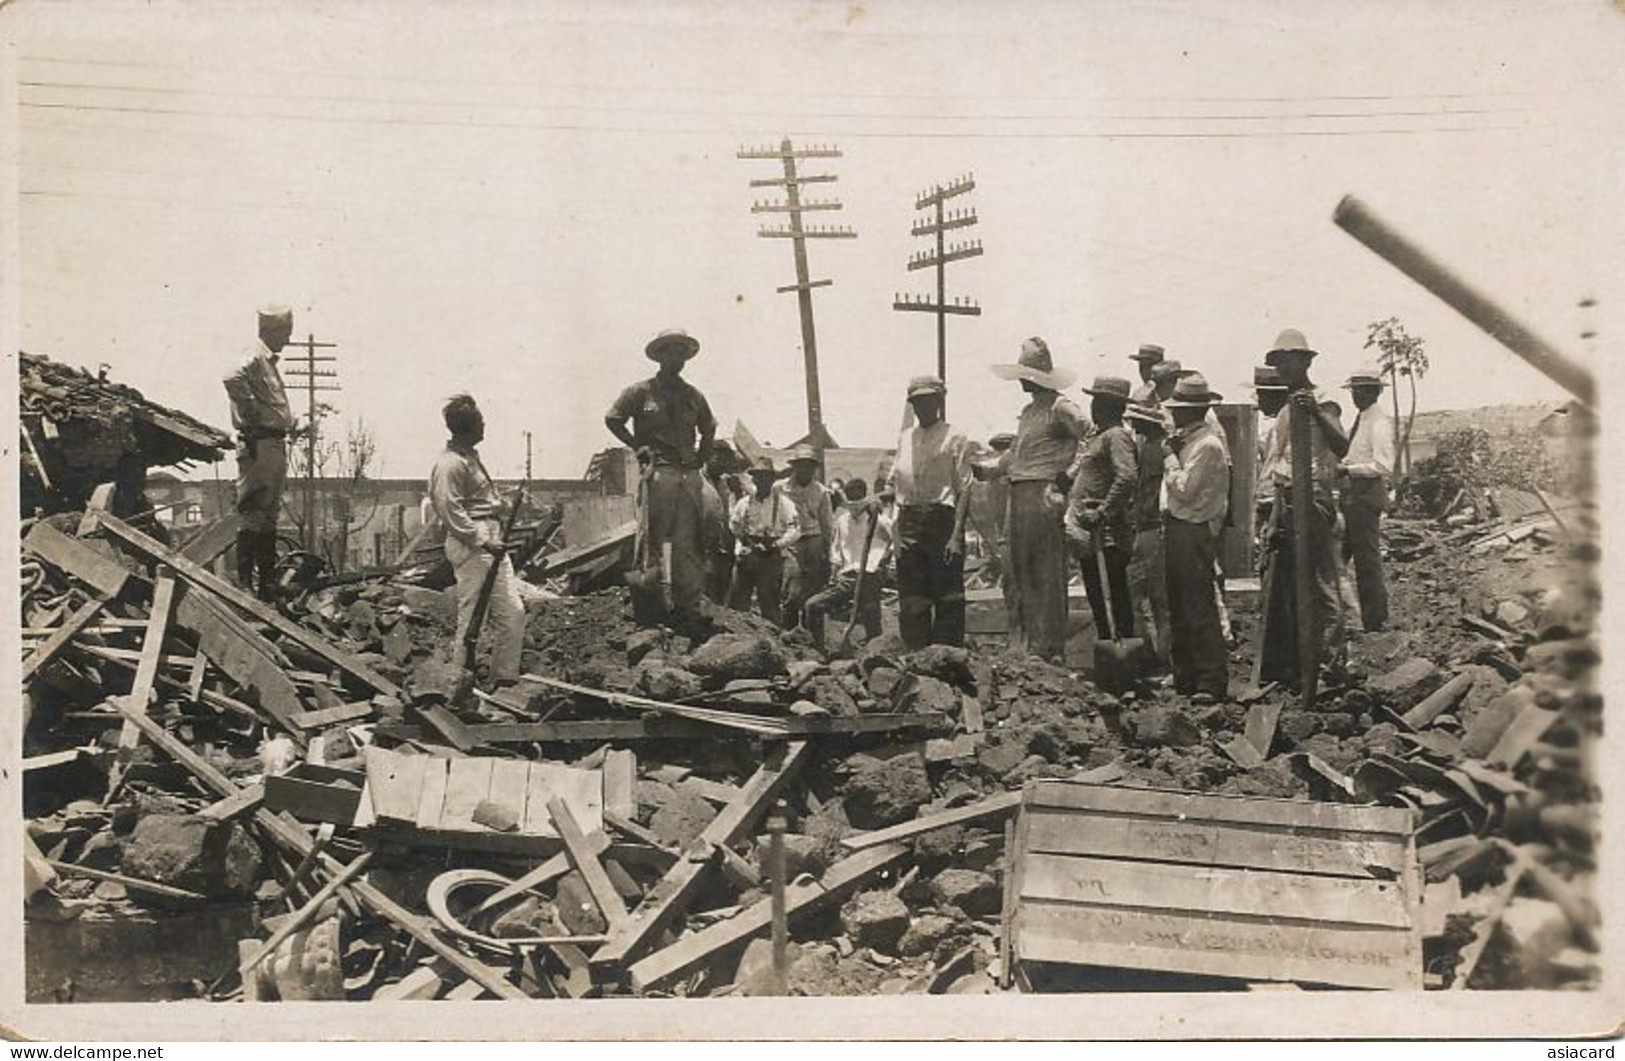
[241,429,286,441]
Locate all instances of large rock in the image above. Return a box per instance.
[555,872,608,934]
[396,585,458,624]
[840,890,910,953]
[895,675,962,717]
[842,752,932,830]
[650,787,716,849]
[1366,657,1442,709]
[911,825,967,875]
[806,675,860,717]
[976,738,1029,779]
[406,652,473,705]
[1127,705,1202,748]
[635,661,703,701]
[929,868,1001,918]
[763,833,832,880]
[866,666,905,701]
[382,624,416,667]
[904,645,975,687]
[687,634,788,683]
[898,913,964,958]
[120,814,260,897]
[625,628,667,665]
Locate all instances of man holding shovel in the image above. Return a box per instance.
[1065,376,1139,642]
[1159,374,1232,702]
[605,328,717,629]
[804,478,892,647]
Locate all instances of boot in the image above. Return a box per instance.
[235,529,258,590]
[254,530,281,604]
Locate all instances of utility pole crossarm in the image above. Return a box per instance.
[777,279,833,294]
[911,213,979,236]
[751,200,843,213]
[915,175,976,209]
[737,143,843,160]
[892,299,982,316]
[749,174,838,188]
[907,244,984,271]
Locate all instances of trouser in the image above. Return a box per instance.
[895,504,965,650]
[729,551,786,626]
[644,465,706,624]
[1007,481,1069,661]
[804,570,882,644]
[234,435,287,599]
[1341,476,1389,631]
[234,528,280,601]
[446,528,525,681]
[705,550,735,605]
[1127,526,1171,664]
[1073,521,1135,640]
[1164,517,1229,698]
[1259,494,1344,687]
[783,535,830,629]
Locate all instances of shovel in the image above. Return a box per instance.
[835,505,882,655]
[1090,524,1147,695]
[624,472,666,621]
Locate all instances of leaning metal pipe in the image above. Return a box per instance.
[1333,195,1595,406]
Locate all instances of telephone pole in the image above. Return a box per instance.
[524,430,533,480]
[894,174,983,403]
[738,138,855,465]
[281,333,340,551]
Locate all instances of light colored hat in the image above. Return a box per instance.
[1129,343,1165,364]
[1343,367,1386,389]
[990,337,1078,391]
[1149,359,1185,383]
[257,303,293,324]
[1080,375,1133,401]
[1246,365,1289,391]
[645,328,700,361]
[747,456,780,477]
[1164,373,1224,407]
[1124,401,1168,428]
[988,432,1016,450]
[787,442,818,465]
[1265,328,1318,366]
[907,375,947,399]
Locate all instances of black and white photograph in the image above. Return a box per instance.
[3,0,1619,1042]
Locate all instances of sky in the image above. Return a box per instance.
[5,0,1622,481]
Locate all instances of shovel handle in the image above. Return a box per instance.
[1092,525,1118,642]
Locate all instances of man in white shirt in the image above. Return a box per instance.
[776,443,834,630]
[1339,368,1395,632]
[1160,375,1232,702]
[222,304,298,602]
[728,457,800,626]
[887,375,972,649]
[804,478,893,645]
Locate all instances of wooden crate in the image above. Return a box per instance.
[1004,780,1423,990]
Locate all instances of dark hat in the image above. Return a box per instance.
[645,328,700,361]
[1246,365,1289,392]
[907,375,947,399]
[1343,367,1386,389]
[1164,373,1224,407]
[1129,343,1165,364]
[991,337,1078,391]
[787,442,818,465]
[1264,328,1317,366]
[1149,359,1185,383]
[1081,375,1133,401]
[988,432,1016,451]
[1124,401,1169,428]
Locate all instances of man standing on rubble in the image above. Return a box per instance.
[888,375,973,649]
[701,441,743,604]
[729,456,800,625]
[804,478,892,645]
[1160,374,1232,702]
[1258,329,1349,686]
[776,443,834,630]
[222,304,298,602]
[428,394,525,685]
[1125,400,1171,668]
[982,339,1085,662]
[1065,376,1139,642]
[1338,368,1395,632]
[605,328,716,628]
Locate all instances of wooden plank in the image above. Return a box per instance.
[112,701,529,1001]
[179,514,241,566]
[375,965,442,1001]
[186,652,208,703]
[679,775,742,807]
[455,712,949,743]
[1018,852,1411,928]
[95,512,401,697]
[264,775,363,825]
[1027,780,1415,836]
[366,747,430,825]
[114,573,179,762]
[438,757,496,831]
[1014,903,1420,990]
[471,831,612,915]
[593,739,812,969]
[1486,704,1560,768]
[960,694,984,734]
[46,860,208,902]
[291,701,374,731]
[198,783,266,823]
[549,797,630,931]
[21,596,107,681]
[530,676,789,735]
[1022,806,1408,878]
[841,791,1022,851]
[603,749,636,820]
[1244,701,1282,759]
[418,704,477,753]
[485,759,533,830]
[173,587,306,738]
[1402,672,1474,727]
[414,758,451,830]
[23,521,130,598]
[628,842,910,991]
[24,834,57,902]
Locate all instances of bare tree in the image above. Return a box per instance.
[1363,317,1429,481]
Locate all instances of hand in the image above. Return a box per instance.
[236,440,254,464]
[944,538,964,563]
[482,539,505,557]
[1161,435,1184,459]
[1053,472,1073,495]
[1291,391,1318,412]
[634,445,654,467]
[1076,503,1101,529]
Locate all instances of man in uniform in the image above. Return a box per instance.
[605,328,716,628]
[222,304,298,602]
[888,375,973,649]
[427,394,525,685]
[983,338,1085,662]
[1160,374,1232,702]
[1065,376,1139,642]
[1339,368,1395,632]
[776,443,834,630]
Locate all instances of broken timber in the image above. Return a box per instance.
[549,797,630,932]
[373,711,948,744]
[841,791,1021,851]
[22,596,110,681]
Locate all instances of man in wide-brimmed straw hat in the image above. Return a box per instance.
[1124,400,1172,667]
[727,456,800,626]
[886,375,973,649]
[1257,328,1350,687]
[776,442,834,629]
[605,328,717,628]
[1066,376,1140,642]
[222,303,299,602]
[982,337,1087,661]
[1338,367,1394,631]
[1159,374,1232,701]
[1129,343,1165,403]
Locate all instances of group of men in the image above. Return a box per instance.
[224,308,1392,701]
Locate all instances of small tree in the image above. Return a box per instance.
[1363,317,1429,480]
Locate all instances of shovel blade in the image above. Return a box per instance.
[1093,636,1148,695]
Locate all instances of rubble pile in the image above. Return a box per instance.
[21,463,1600,999]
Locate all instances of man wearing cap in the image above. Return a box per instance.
[983,337,1087,661]
[728,457,801,625]
[1124,401,1172,668]
[1065,376,1139,642]
[1160,375,1232,701]
[775,443,834,630]
[1258,329,1349,686]
[606,329,717,627]
[1129,343,1165,404]
[1339,368,1395,632]
[805,478,893,645]
[427,394,526,685]
[887,375,973,649]
[222,304,299,602]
